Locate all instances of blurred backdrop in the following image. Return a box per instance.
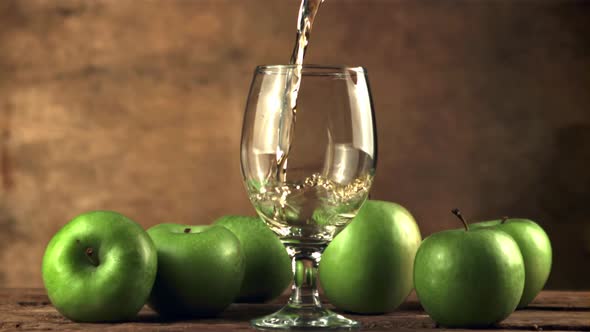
[0,0,589,289]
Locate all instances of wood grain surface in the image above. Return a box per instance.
[0,0,589,289]
[0,289,588,331]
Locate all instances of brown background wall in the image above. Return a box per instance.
[0,0,589,289]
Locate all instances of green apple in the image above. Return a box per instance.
[319,200,422,314]
[470,217,552,308]
[42,211,157,322]
[414,209,525,327]
[147,223,245,317]
[214,215,292,302]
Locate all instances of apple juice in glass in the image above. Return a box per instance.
[239,0,376,328]
[240,65,377,329]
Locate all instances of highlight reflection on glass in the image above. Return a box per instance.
[240,65,377,329]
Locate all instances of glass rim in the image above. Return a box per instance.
[255,64,367,76]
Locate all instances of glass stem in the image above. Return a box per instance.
[286,245,324,309]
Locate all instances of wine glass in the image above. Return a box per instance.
[240,65,377,329]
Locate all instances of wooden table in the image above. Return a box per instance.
[1,289,588,331]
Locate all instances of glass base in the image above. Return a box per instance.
[251,304,361,330]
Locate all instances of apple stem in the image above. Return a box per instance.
[451,208,469,231]
[501,216,509,224]
[184,228,191,233]
[85,247,99,267]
